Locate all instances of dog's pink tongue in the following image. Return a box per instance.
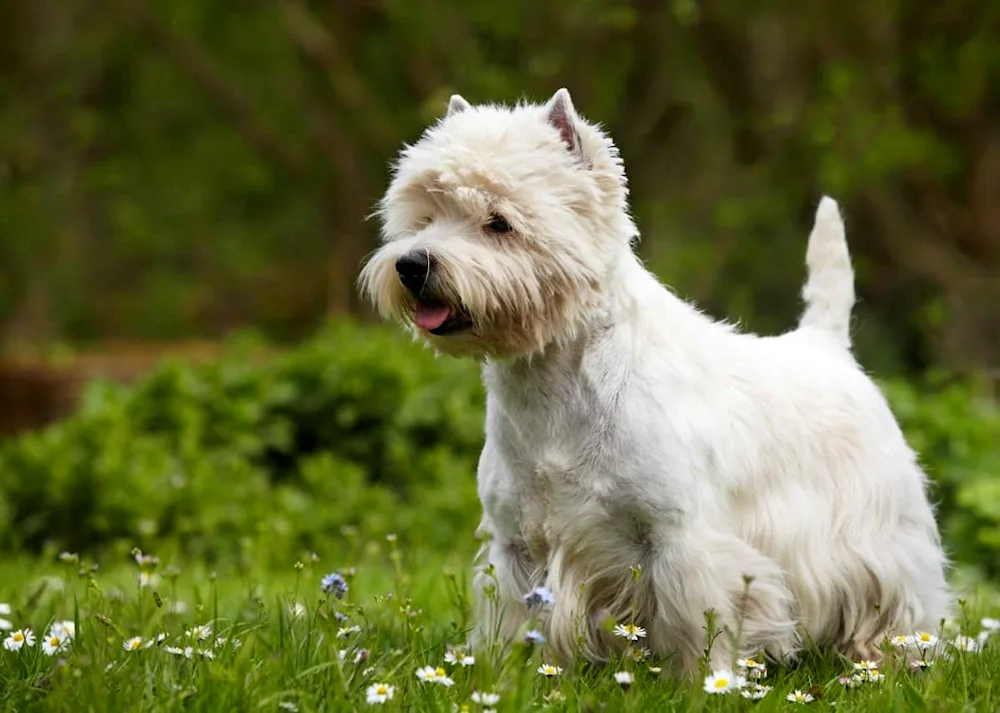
[414,304,451,331]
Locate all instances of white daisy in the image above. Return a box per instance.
[910,659,934,670]
[415,665,454,686]
[0,618,11,632]
[41,634,68,656]
[3,629,35,652]
[612,623,647,641]
[289,602,307,619]
[981,617,1000,632]
[889,634,913,648]
[703,669,745,694]
[913,632,938,650]
[199,648,215,660]
[278,703,298,712]
[537,663,563,677]
[0,603,10,615]
[186,624,212,641]
[144,633,167,648]
[138,571,160,588]
[444,647,475,666]
[365,683,395,704]
[49,620,75,640]
[471,692,501,705]
[786,689,814,703]
[952,634,981,653]
[123,636,144,652]
[337,625,362,638]
[626,646,651,661]
[613,670,634,687]
[855,668,884,683]
[853,659,879,671]
[737,657,767,679]
[741,684,772,700]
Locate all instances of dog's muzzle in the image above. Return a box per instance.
[394,250,472,335]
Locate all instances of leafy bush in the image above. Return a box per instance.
[880,375,1000,576]
[1,323,998,576]
[0,322,485,562]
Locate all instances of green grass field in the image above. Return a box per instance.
[3,535,1000,712]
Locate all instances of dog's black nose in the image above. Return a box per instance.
[396,250,430,294]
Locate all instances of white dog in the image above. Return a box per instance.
[359,88,950,674]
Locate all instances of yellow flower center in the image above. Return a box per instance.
[376,685,387,695]
[745,659,757,667]
[48,637,59,646]
[918,633,931,641]
[13,633,24,642]
[714,678,729,689]
[435,667,445,677]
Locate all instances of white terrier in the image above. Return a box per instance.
[359,88,950,674]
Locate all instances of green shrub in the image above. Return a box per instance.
[881,374,1000,576]
[0,322,485,562]
[1,322,998,576]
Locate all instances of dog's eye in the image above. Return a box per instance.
[485,214,512,234]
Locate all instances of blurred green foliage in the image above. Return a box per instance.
[2,0,999,374]
[884,376,1000,572]
[1,323,998,575]
[0,323,485,567]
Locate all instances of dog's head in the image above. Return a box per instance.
[359,88,637,359]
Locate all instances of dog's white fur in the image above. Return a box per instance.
[360,88,951,674]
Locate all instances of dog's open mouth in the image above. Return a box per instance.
[413,300,472,335]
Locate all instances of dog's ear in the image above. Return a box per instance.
[446,94,472,117]
[544,88,586,161]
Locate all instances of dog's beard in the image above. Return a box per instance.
[359,238,603,359]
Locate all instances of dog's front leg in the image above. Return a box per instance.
[470,532,539,653]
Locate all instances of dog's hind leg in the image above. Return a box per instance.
[645,528,800,676]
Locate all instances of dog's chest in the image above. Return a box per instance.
[480,344,669,561]
[515,450,581,562]
[483,396,639,563]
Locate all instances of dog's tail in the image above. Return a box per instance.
[798,196,855,349]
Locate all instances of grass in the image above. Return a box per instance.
[2,536,1000,712]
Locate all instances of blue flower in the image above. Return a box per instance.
[321,572,348,599]
[523,586,555,608]
[524,629,546,645]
